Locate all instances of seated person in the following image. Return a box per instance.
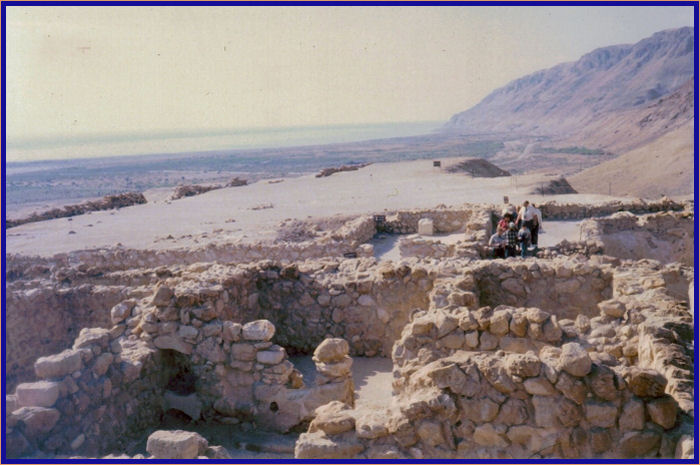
[505,222,518,257]
[518,223,532,257]
[488,231,506,258]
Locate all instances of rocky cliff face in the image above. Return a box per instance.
[445,27,694,138]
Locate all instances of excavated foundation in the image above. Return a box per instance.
[4,200,695,459]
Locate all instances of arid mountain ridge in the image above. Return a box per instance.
[445,27,694,147]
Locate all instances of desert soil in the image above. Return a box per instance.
[6,157,620,257]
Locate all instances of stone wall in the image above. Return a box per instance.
[466,259,613,319]
[6,328,163,457]
[536,198,689,220]
[580,211,694,265]
[5,284,126,391]
[5,316,355,458]
[295,258,693,459]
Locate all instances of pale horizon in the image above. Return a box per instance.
[5,5,695,150]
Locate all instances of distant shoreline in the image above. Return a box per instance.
[6,120,443,164]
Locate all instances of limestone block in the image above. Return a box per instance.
[146,430,208,459]
[505,353,541,378]
[619,398,645,431]
[586,364,618,401]
[110,300,135,324]
[222,321,242,342]
[34,349,83,380]
[417,218,434,236]
[460,397,499,423]
[499,336,537,354]
[12,407,60,438]
[294,431,364,459]
[316,356,353,378]
[479,331,499,350]
[313,338,349,363]
[619,431,661,458]
[201,322,222,338]
[598,299,626,318]
[489,311,511,336]
[92,353,113,376]
[15,381,61,408]
[231,343,256,362]
[416,420,444,447]
[73,328,110,350]
[439,330,465,350]
[558,343,592,377]
[674,435,694,459]
[526,307,550,324]
[355,410,389,439]
[495,398,528,425]
[178,325,198,340]
[242,320,275,341]
[357,294,375,307]
[257,345,286,365]
[309,401,355,435]
[164,391,202,421]
[473,423,509,448]
[153,335,193,355]
[523,377,557,396]
[509,313,528,337]
[584,401,617,428]
[532,395,559,428]
[501,278,526,297]
[464,331,479,348]
[646,396,677,430]
[152,285,174,307]
[626,367,667,398]
[206,445,233,459]
[195,337,226,363]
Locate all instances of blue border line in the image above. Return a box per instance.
[1,1,698,464]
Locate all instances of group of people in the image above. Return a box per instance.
[488,199,543,258]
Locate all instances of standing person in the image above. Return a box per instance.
[505,222,518,258]
[530,203,543,249]
[517,200,536,238]
[518,223,532,257]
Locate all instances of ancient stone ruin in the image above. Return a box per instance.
[4,199,694,459]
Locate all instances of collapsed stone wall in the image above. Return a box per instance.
[295,259,694,459]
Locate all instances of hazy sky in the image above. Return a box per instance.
[5,5,695,141]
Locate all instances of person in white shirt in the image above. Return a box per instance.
[516,200,538,250]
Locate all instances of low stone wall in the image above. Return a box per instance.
[580,211,694,265]
[6,328,163,457]
[295,258,693,459]
[381,206,492,235]
[5,215,377,274]
[5,316,355,458]
[297,348,685,459]
[537,198,689,220]
[5,284,126,391]
[466,259,613,319]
